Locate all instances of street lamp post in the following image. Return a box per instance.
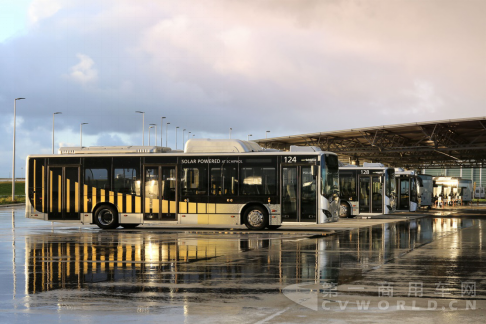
[188,131,191,146]
[12,97,25,200]
[266,130,270,139]
[166,122,170,147]
[182,129,186,148]
[149,124,157,146]
[80,123,88,147]
[52,112,62,154]
[229,128,232,139]
[135,111,145,145]
[148,125,154,146]
[161,117,166,147]
[248,134,252,141]
[176,126,180,150]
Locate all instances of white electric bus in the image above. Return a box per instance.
[338,163,396,217]
[25,139,340,230]
[433,177,473,205]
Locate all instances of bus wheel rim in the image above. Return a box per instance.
[340,204,348,216]
[248,209,264,227]
[98,210,114,225]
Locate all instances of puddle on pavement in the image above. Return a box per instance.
[0,207,479,314]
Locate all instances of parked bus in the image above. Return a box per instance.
[433,177,473,205]
[25,139,340,230]
[475,186,485,199]
[338,163,396,217]
[395,169,420,212]
[418,174,433,209]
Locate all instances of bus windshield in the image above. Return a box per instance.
[321,154,339,198]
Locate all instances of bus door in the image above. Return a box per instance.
[397,178,410,210]
[358,175,383,213]
[281,165,317,222]
[47,166,80,220]
[143,165,177,221]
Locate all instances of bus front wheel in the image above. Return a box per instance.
[94,205,119,229]
[243,205,268,230]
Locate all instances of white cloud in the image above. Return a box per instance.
[28,0,63,25]
[67,53,98,85]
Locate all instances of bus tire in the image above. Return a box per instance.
[243,205,268,230]
[94,205,119,229]
[121,224,139,229]
[267,225,281,230]
[339,202,351,218]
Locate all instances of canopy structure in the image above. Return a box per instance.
[255,117,486,168]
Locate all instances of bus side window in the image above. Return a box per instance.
[181,166,208,196]
[240,166,276,196]
[210,166,238,196]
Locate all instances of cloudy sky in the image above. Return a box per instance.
[1,0,485,177]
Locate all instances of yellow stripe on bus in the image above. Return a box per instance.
[197,203,207,214]
[75,182,79,212]
[100,189,105,203]
[117,193,123,212]
[109,191,115,204]
[92,187,97,209]
[126,194,132,213]
[42,166,45,212]
[49,171,53,212]
[58,175,61,212]
[84,185,88,212]
[66,178,70,213]
[162,199,168,213]
[188,202,197,214]
[153,198,159,213]
[33,160,36,209]
[145,198,150,213]
[135,196,141,213]
[179,201,187,214]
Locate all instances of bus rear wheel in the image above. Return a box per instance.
[94,205,119,229]
[244,205,268,230]
[339,202,351,218]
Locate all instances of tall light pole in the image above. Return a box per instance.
[80,123,88,147]
[12,97,25,200]
[166,122,170,147]
[182,129,186,148]
[148,125,154,146]
[188,131,191,146]
[229,128,232,139]
[176,126,180,150]
[52,112,62,154]
[266,130,270,139]
[248,134,252,141]
[149,124,157,146]
[161,117,166,147]
[135,111,145,145]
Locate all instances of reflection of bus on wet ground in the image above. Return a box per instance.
[338,163,396,218]
[25,139,340,230]
[25,217,466,296]
[433,177,473,206]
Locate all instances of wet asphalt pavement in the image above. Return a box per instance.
[1,205,486,323]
